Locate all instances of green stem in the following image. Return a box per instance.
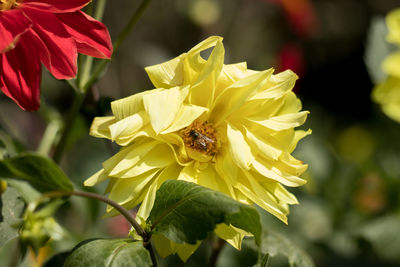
[79,0,107,89]
[260,253,270,267]
[37,120,61,156]
[52,91,85,164]
[82,0,152,92]
[144,241,158,267]
[42,190,147,239]
[42,190,157,266]
[54,0,152,163]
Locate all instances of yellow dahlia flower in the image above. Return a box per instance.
[85,36,310,259]
[373,9,400,122]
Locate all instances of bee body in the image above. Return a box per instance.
[190,130,215,152]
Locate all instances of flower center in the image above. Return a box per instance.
[0,0,21,11]
[181,120,218,157]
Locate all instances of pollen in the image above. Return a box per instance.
[0,0,20,11]
[181,120,218,156]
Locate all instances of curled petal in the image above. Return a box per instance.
[227,123,254,170]
[248,111,309,131]
[161,104,208,134]
[143,86,188,134]
[106,169,160,214]
[211,69,274,125]
[89,116,116,139]
[188,39,225,108]
[145,54,185,89]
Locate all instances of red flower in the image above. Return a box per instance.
[0,0,112,111]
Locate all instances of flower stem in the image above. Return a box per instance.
[42,190,157,265]
[79,0,107,89]
[42,190,147,240]
[52,91,85,164]
[82,0,152,92]
[260,253,270,267]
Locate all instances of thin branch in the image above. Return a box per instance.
[82,0,152,92]
[42,190,147,238]
[41,190,158,266]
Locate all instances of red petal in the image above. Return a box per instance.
[0,9,32,52]
[22,0,89,13]
[56,11,113,59]
[23,8,77,79]
[0,37,41,111]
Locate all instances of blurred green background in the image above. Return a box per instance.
[1,0,400,266]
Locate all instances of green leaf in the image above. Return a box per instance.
[0,187,25,247]
[63,239,152,267]
[0,153,73,193]
[255,231,314,267]
[358,215,400,262]
[147,180,261,245]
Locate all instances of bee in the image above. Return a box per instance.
[189,130,215,152]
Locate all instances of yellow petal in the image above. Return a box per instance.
[143,86,188,134]
[188,36,223,56]
[211,69,274,125]
[386,8,400,45]
[215,223,250,250]
[276,152,308,177]
[188,39,224,108]
[152,234,201,262]
[288,129,312,153]
[161,104,208,134]
[183,36,223,85]
[108,168,159,207]
[249,111,309,131]
[84,169,108,186]
[235,171,288,223]
[153,234,176,258]
[137,164,182,220]
[111,89,162,120]
[89,116,115,139]
[176,242,201,262]
[250,69,298,100]
[117,144,175,178]
[373,76,400,103]
[104,141,159,177]
[193,163,220,191]
[109,111,148,144]
[260,180,299,205]
[215,62,249,96]
[252,159,306,187]
[227,123,254,170]
[136,179,159,221]
[233,96,285,120]
[215,152,238,198]
[382,101,400,122]
[382,52,400,78]
[245,128,282,160]
[178,163,198,183]
[278,92,303,114]
[145,54,185,88]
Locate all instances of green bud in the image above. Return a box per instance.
[19,199,65,253]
